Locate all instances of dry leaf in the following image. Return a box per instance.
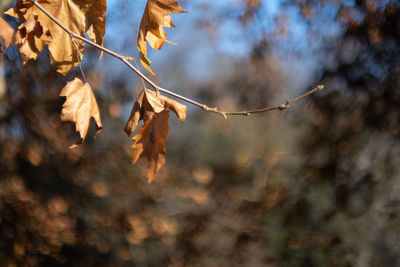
[14,14,52,64]
[138,0,187,74]
[132,110,169,183]
[125,89,186,182]
[124,89,154,137]
[60,78,102,147]
[0,17,13,48]
[0,17,14,66]
[82,0,107,59]
[145,89,187,120]
[6,0,106,75]
[124,89,186,137]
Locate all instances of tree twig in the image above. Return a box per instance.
[224,85,324,116]
[30,0,323,118]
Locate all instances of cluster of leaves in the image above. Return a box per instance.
[0,0,187,182]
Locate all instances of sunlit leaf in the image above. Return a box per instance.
[0,17,13,48]
[60,78,102,147]
[0,17,14,66]
[138,0,187,74]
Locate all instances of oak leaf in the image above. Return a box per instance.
[138,0,187,74]
[60,78,102,147]
[125,89,186,182]
[0,17,14,66]
[5,0,107,75]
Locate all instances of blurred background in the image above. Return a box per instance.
[1,0,400,266]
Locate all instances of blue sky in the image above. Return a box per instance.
[96,0,352,99]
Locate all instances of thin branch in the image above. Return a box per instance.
[225,85,324,116]
[30,0,323,118]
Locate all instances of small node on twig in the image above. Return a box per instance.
[246,113,251,116]
[318,85,325,90]
[124,56,135,61]
[279,104,287,111]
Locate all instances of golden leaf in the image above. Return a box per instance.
[60,78,102,147]
[138,0,187,74]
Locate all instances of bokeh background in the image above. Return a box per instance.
[1,0,400,266]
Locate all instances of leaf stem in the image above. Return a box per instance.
[30,0,323,118]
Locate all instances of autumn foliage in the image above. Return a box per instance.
[137,0,187,74]
[0,0,187,181]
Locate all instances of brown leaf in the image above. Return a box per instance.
[145,89,187,121]
[124,89,153,137]
[0,17,13,48]
[124,89,186,137]
[138,0,187,74]
[0,17,14,66]
[60,78,102,147]
[14,14,52,64]
[6,0,107,75]
[83,0,107,59]
[131,110,169,183]
[125,89,186,182]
